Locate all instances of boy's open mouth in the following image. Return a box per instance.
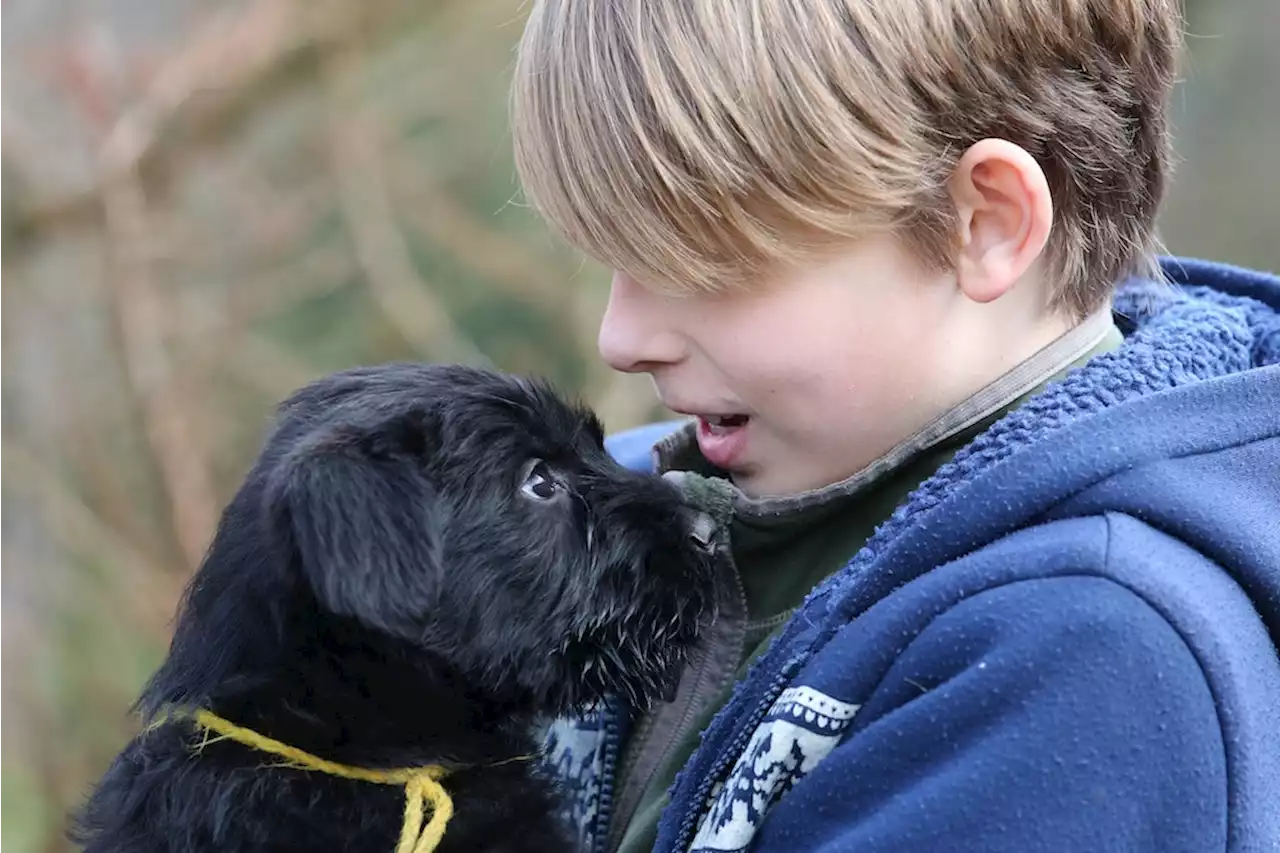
[695,415,750,469]
[701,414,749,435]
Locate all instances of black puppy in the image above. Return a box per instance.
[70,363,717,853]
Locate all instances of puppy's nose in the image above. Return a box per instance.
[686,510,717,555]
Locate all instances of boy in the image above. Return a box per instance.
[510,1,1280,851]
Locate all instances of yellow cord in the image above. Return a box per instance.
[163,709,453,853]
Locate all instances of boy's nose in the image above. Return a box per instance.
[597,272,686,373]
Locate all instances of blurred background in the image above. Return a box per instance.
[2,0,1277,849]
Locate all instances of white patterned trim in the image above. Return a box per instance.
[688,686,862,852]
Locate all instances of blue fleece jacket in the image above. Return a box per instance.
[542,257,1280,853]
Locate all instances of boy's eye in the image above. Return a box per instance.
[520,461,563,501]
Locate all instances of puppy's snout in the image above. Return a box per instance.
[685,510,717,556]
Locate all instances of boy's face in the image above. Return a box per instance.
[598,234,972,497]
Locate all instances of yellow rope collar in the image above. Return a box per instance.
[164,709,453,853]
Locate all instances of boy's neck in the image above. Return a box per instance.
[926,264,1086,421]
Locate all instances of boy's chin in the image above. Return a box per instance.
[730,453,859,499]
[729,464,808,500]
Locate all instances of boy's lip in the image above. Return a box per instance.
[661,402,753,469]
[693,415,750,470]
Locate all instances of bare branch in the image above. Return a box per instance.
[386,146,579,308]
[99,168,221,571]
[7,0,408,235]
[228,245,357,323]
[322,43,490,366]
[80,17,222,572]
[1,441,187,634]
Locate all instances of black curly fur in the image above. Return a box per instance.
[69,363,717,853]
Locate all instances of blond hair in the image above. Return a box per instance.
[510,0,1183,317]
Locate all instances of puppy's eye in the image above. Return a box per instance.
[520,461,562,501]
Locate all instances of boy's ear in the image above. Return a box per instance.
[264,431,444,637]
[947,138,1053,304]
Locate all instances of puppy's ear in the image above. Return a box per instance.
[264,429,444,637]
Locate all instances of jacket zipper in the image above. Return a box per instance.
[601,558,747,850]
[604,711,656,851]
[663,595,826,853]
[590,707,622,853]
[662,496,923,848]
[601,551,749,852]
[668,666,797,851]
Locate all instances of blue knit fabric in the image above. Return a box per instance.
[544,257,1280,853]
